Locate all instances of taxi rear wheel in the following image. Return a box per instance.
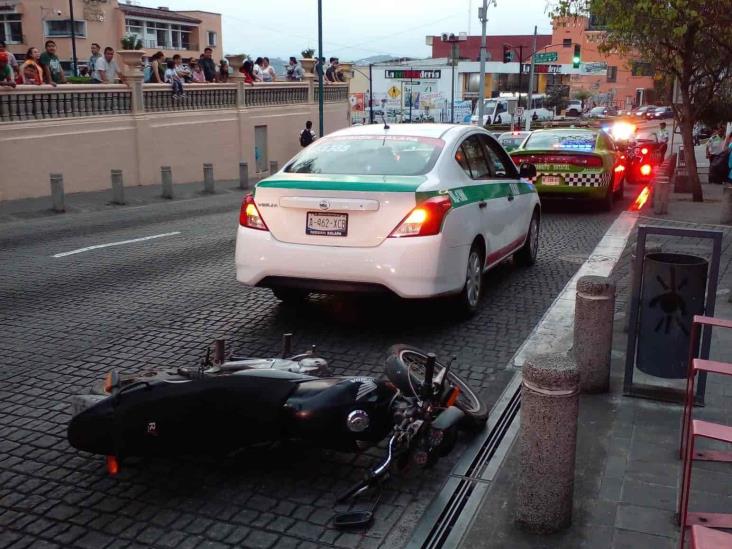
[454,243,484,318]
[514,212,539,267]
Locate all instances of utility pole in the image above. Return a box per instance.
[477,0,489,127]
[68,0,78,76]
[525,25,537,130]
[451,43,457,123]
[317,0,324,137]
[368,63,374,124]
[517,45,524,108]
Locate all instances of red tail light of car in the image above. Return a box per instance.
[389,195,452,238]
[239,195,269,231]
[640,164,652,176]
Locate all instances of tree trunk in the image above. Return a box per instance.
[678,115,703,201]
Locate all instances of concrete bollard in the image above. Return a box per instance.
[203,163,215,194]
[161,166,173,199]
[653,175,670,215]
[624,244,662,332]
[720,185,732,225]
[49,173,65,213]
[515,354,579,534]
[239,161,249,190]
[269,160,278,174]
[574,276,616,393]
[111,169,125,205]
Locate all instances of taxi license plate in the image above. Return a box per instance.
[306,212,348,236]
[542,176,562,186]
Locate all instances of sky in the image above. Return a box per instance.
[144,0,555,60]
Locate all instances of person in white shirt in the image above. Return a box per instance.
[260,57,276,82]
[164,59,184,98]
[94,47,124,84]
[253,57,264,82]
[657,122,669,157]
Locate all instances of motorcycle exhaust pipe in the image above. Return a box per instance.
[431,406,465,431]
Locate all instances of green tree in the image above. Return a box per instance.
[552,1,732,201]
[545,85,569,113]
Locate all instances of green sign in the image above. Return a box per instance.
[534,51,558,64]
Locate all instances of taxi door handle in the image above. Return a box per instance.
[478,201,487,209]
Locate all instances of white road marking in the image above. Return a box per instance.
[52,232,181,258]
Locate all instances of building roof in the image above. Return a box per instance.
[430,34,553,63]
[119,4,202,24]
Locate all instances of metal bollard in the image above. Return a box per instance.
[574,276,616,393]
[111,169,125,205]
[624,244,661,332]
[203,163,215,194]
[239,161,249,190]
[653,175,670,215]
[269,160,278,174]
[50,173,65,213]
[161,166,173,199]
[515,354,579,534]
[720,185,732,225]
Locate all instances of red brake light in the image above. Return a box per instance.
[640,164,652,176]
[389,195,452,238]
[641,147,649,155]
[239,194,269,231]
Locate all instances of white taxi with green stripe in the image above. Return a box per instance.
[235,124,541,316]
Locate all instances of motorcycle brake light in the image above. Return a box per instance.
[389,195,452,238]
[106,455,119,476]
[239,195,268,231]
[641,147,649,155]
[640,164,652,176]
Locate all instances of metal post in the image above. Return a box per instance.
[161,166,173,199]
[317,0,324,137]
[111,169,125,205]
[515,354,579,533]
[203,163,214,194]
[574,276,616,393]
[517,46,524,109]
[68,0,78,76]
[269,160,278,174]
[450,43,457,124]
[477,0,488,127]
[239,161,249,190]
[653,175,670,215]
[50,173,65,213]
[720,186,732,225]
[525,26,537,131]
[368,63,374,124]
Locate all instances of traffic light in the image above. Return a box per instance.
[572,44,581,68]
[503,44,512,63]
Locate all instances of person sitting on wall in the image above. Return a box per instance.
[164,59,185,99]
[173,54,192,83]
[0,52,17,88]
[19,48,43,85]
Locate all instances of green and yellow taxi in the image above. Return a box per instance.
[509,128,625,210]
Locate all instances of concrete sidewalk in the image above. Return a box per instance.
[459,183,732,548]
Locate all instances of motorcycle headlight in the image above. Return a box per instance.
[346,410,370,432]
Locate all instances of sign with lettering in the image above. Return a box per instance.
[533,52,557,64]
[580,62,608,75]
[385,69,441,80]
[522,64,563,74]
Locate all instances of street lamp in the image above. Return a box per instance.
[440,32,467,124]
[68,0,78,76]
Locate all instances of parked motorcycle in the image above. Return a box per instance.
[68,335,488,520]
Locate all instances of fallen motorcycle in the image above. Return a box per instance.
[68,335,488,523]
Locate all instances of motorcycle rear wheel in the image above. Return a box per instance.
[384,344,489,430]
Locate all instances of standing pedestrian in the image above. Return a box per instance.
[189,59,205,83]
[218,59,229,82]
[19,47,43,85]
[286,57,304,81]
[0,52,16,88]
[253,57,264,81]
[88,43,101,80]
[299,120,316,147]
[39,40,66,86]
[200,47,217,82]
[260,57,276,82]
[692,121,702,146]
[145,51,165,83]
[657,122,669,158]
[240,60,256,85]
[0,41,18,81]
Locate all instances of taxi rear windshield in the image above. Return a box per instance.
[523,132,598,151]
[285,135,444,176]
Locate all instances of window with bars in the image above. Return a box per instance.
[207,31,216,47]
[607,66,617,82]
[45,19,86,37]
[0,13,22,44]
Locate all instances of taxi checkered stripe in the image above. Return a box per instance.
[529,171,611,188]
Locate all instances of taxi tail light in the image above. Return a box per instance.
[640,164,652,176]
[239,195,269,231]
[389,196,452,238]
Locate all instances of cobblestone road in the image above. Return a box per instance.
[0,192,627,548]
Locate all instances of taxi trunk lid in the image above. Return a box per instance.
[253,174,425,247]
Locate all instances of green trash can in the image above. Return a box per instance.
[636,253,708,379]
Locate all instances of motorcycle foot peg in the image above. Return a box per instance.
[282,333,293,357]
[106,455,119,476]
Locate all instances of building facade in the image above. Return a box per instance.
[0,0,222,69]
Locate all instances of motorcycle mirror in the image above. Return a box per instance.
[333,511,374,529]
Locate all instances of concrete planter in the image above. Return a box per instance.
[117,50,147,76]
[225,55,246,73]
[300,58,316,75]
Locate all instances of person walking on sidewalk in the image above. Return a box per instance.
[299,121,316,147]
[657,122,670,158]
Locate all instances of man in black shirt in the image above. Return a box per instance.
[325,57,344,83]
[200,47,217,82]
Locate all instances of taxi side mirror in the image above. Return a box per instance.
[519,163,537,179]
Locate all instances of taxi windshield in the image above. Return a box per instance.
[522,131,597,152]
[285,135,444,176]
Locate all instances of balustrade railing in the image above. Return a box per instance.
[143,83,237,112]
[0,85,131,122]
[0,80,349,124]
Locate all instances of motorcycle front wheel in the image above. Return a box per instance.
[384,344,489,430]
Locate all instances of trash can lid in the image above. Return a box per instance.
[644,253,708,266]
[523,354,579,391]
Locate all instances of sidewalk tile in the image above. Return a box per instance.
[615,504,676,538]
[613,529,674,549]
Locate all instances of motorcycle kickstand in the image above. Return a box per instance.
[332,489,383,530]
